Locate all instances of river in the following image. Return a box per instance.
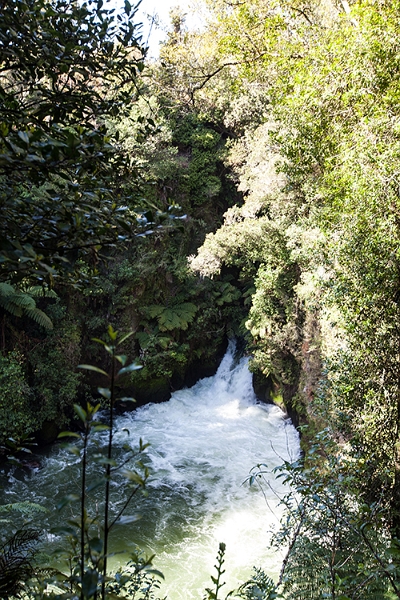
[1,342,300,599]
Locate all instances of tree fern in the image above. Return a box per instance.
[0,502,48,519]
[0,529,39,598]
[25,285,58,299]
[24,307,54,330]
[0,284,14,297]
[0,282,53,329]
[146,302,197,331]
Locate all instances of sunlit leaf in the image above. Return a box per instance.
[57,431,81,439]
[117,362,142,376]
[115,354,127,366]
[122,469,144,484]
[91,337,108,346]
[118,331,135,345]
[107,324,118,340]
[77,364,108,377]
[92,424,110,433]
[74,404,87,422]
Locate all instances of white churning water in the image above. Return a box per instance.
[0,342,300,599]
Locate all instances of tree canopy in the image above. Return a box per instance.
[0,0,146,285]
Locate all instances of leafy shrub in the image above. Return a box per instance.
[0,351,36,444]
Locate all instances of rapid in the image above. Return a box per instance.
[1,342,300,599]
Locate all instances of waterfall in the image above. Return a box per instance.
[0,342,300,598]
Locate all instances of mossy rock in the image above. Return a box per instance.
[252,371,275,405]
[130,376,171,406]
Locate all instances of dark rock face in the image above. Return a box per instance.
[36,420,59,445]
[128,376,172,408]
[252,371,275,405]
[180,337,228,389]
[252,370,302,429]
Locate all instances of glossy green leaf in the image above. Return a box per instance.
[117,362,142,376]
[91,337,108,346]
[77,364,109,377]
[57,431,81,439]
[107,324,118,341]
[92,424,110,433]
[73,404,87,422]
[82,570,99,598]
[115,354,127,365]
[118,331,135,345]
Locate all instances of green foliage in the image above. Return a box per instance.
[185,5,400,590]
[0,529,40,599]
[171,113,224,205]
[107,95,180,203]
[234,568,280,600]
[151,108,228,212]
[203,545,281,600]
[0,0,146,285]
[261,431,400,599]
[87,235,244,386]
[0,503,48,531]
[0,351,36,444]
[204,543,227,600]
[6,0,400,596]
[212,282,242,306]
[106,553,165,600]
[145,302,197,331]
[28,320,82,426]
[19,328,155,600]
[191,201,303,396]
[187,0,400,531]
[0,283,53,330]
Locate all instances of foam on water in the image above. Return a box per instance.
[0,342,300,599]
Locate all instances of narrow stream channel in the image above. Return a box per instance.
[1,342,300,599]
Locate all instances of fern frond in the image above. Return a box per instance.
[146,305,164,319]
[25,286,58,299]
[0,502,48,516]
[10,294,36,309]
[0,529,39,598]
[0,281,54,329]
[0,284,36,315]
[147,302,197,331]
[1,529,39,557]
[0,283,15,296]
[24,307,53,330]
[0,298,24,317]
